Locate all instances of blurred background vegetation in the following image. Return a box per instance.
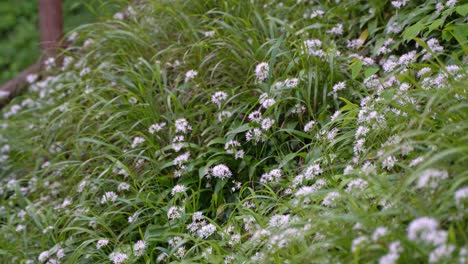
[0,0,102,84]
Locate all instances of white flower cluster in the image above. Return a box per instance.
[185,70,198,82]
[260,169,282,184]
[255,62,269,82]
[96,239,109,249]
[417,169,449,190]
[167,206,185,220]
[211,91,228,108]
[101,191,118,204]
[210,164,233,179]
[149,122,166,134]
[303,39,325,57]
[109,252,128,264]
[345,178,368,193]
[133,240,146,257]
[171,184,187,196]
[322,191,340,207]
[224,140,244,160]
[131,136,145,148]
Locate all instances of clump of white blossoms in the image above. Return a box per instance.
[246,128,266,143]
[109,252,128,264]
[346,178,368,193]
[303,39,325,57]
[261,117,275,130]
[171,185,187,196]
[167,206,185,220]
[131,136,145,148]
[322,191,340,207]
[211,91,228,108]
[210,164,233,179]
[304,120,315,132]
[248,110,263,123]
[96,239,109,249]
[260,169,282,184]
[148,122,166,134]
[175,118,192,133]
[255,62,269,82]
[133,240,147,257]
[304,163,323,180]
[407,217,447,246]
[268,214,290,228]
[184,70,198,82]
[379,241,403,264]
[224,140,244,160]
[454,186,468,206]
[101,191,118,204]
[117,182,130,192]
[332,81,346,98]
[197,223,217,239]
[417,169,449,189]
[259,93,276,109]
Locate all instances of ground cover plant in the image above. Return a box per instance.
[0,0,467,263]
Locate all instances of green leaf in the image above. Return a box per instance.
[350,60,362,80]
[427,18,444,34]
[403,22,425,41]
[456,4,468,16]
[364,67,379,79]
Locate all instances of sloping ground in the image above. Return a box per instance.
[0,0,467,263]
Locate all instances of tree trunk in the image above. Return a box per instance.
[39,0,64,61]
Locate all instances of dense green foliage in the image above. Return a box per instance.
[0,0,467,263]
[0,0,109,84]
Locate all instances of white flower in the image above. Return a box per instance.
[171,185,187,196]
[269,214,290,228]
[175,118,192,133]
[167,206,184,220]
[361,162,376,176]
[255,62,269,82]
[218,111,233,122]
[304,164,322,180]
[211,164,233,179]
[131,137,145,148]
[133,240,147,257]
[26,74,38,84]
[149,122,166,134]
[101,191,118,204]
[248,110,263,123]
[96,239,109,249]
[203,31,215,37]
[455,186,468,206]
[118,182,130,192]
[260,169,282,184]
[382,156,398,170]
[259,93,276,109]
[331,111,341,122]
[417,169,449,189]
[407,217,444,244]
[333,82,346,93]
[38,250,49,263]
[284,78,299,88]
[327,23,343,35]
[185,70,198,82]
[113,12,124,20]
[391,0,408,8]
[211,91,228,108]
[379,241,402,264]
[303,39,324,57]
[246,128,265,143]
[409,157,424,167]
[322,191,340,207]
[429,244,455,263]
[261,118,275,130]
[304,120,315,132]
[372,227,388,241]
[197,223,217,239]
[346,178,368,193]
[174,152,190,167]
[351,236,368,253]
[109,252,128,264]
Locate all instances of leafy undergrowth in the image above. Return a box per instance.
[1,0,467,263]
